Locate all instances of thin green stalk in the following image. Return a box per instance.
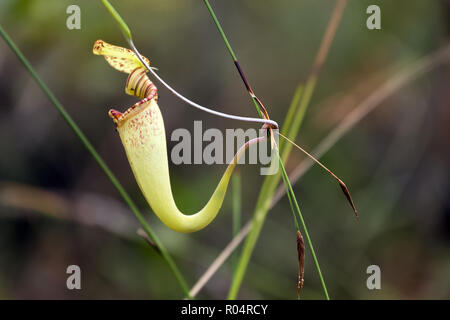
[100,0,132,40]
[203,0,237,61]
[0,24,192,299]
[203,0,330,299]
[280,161,300,232]
[203,0,263,119]
[231,173,242,277]
[227,84,320,300]
[227,99,307,299]
[278,155,329,299]
[240,6,347,291]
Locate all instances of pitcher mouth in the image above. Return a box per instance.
[108,97,156,128]
[109,66,159,128]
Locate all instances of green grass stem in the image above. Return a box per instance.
[0,24,191,299]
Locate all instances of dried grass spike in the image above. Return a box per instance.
[297,230,305,299]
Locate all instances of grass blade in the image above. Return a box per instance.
[202,0,347,299]
[278,155,329,299]
[0,24,191,299]
[189,43,450,298]
[100,0,132,40]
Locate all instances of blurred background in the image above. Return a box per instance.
[0,0,449,299]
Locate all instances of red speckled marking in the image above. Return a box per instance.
[124,104,163,151]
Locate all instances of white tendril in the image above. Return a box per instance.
[128,40,279,129]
